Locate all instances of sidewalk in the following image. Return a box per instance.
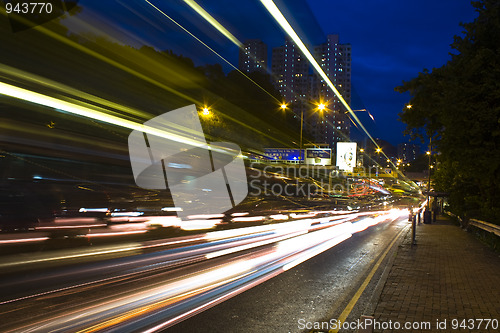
[372,215,500,332]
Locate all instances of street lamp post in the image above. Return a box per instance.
[281,103,287,121]
[357,148,365,167]
[300,108,304,162]
[283,102,327,163]
[424,138,432,223]
[281,103,305,162]
[426,139,432,206]
[374,147,382,170]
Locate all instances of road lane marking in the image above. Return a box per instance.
[329,223,408,333]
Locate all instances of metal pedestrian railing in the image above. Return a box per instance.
[446,211,500,237]
[469,219,500,237]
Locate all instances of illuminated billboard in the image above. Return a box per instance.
[305,148,331,165]
[264,148,301,161]
[336,142,357,172]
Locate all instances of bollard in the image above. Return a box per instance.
[412,214,417,245]
[417,209,421,224]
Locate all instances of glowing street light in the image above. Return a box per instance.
[317,103,326,111]
[280,103,287,110]
[406,104,412,109]
[202,107,210,116]
[376,148,382,153]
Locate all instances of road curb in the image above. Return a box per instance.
[355,225,411,333]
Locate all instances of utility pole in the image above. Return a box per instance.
[424,137,432,223]
[300,109,303,162]
[427,137,432,209]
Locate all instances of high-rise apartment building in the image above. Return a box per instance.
[271,39,315,142]
[313,34,351,146]
[397,143,421,162]
[239,39,267,73]
[271,38,311,103]
[271,34,351,149]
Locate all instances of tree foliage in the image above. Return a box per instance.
[396,0,500,222]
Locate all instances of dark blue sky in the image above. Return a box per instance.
[307,0,478,146]
[72,0,478,146]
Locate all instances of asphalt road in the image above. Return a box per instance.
[0,212,409,333]
[167,216,409,333]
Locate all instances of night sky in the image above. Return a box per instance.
[68,0,479,147]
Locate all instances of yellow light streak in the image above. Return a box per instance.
[3,11,199,106]
[259,0,385,154]
[0,243,141,268]
[0,82,206,148]
[182,0,243,48]
[260,0,414,181]
[8,0,294,147]
[143,0,281,104]
[0,63,153,120]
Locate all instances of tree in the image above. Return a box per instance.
[396,0,500,223]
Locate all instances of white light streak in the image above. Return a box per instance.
[79,208,108,213]
[161,207,183,212]
[231,216,266,222]
[259,0,379,150]
[0,237,49,244]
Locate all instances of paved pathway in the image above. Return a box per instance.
[372,215,500,332]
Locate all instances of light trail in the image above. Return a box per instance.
[1,13,288,147]
[0,64,153,120]
[142,0,281,104]
[182,0,243,48]
[259,0,378,150]
[0,9,198,105]
[0,209,406,332]
[36,224,107,229]
[258,0,416,182]
[0,244,141,269]
[0,81,206,148]
[0,237,49,245]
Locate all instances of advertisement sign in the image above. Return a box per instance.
[336,142,357,172]
[305,148,331,165]
[306,149,331,159]
[263,148,301,161]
